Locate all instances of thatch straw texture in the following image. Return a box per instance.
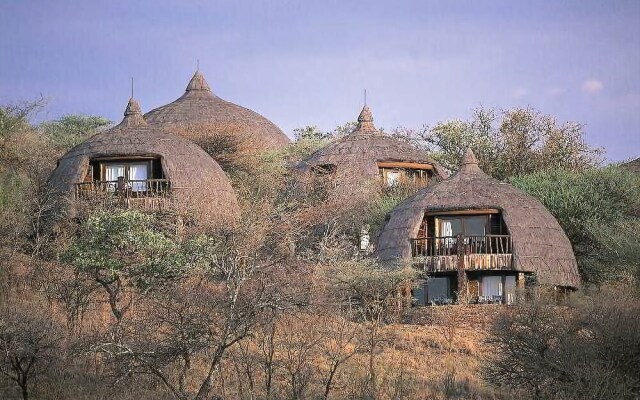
[376,149,580,288]
[48,98,240,228]
[299,105,447,180]
[621,157,640,173]
[144,71,290,152]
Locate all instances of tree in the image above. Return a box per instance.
[0,301,63,400]
[510,166,640,283]
[325,258,415,397]
[483,286,640,399]
[92,230,283,400]
[62,210,188,328]
[0,99,60,256]
[414,107,603,180]
[39,114,111,152]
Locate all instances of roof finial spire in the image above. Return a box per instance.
[131,77,134,98]
[197,59,200,71]
[186,69,212,92]
[364,89,367,106]
[457,147,484,175]
[124,97,142,116]
[355,102,376,134]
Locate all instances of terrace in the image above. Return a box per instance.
[411,234,513,272]
[75,178,172,211]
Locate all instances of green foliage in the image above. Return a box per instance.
[419,107,603,180]
[328,257,415,323]
[511,167,640,283]
[289,122,358,162]
[39,114,111,151]
[364,182,422,238]
[0,102,36,139]
[63,210,186,291]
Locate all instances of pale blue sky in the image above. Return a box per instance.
[1,0,638,161]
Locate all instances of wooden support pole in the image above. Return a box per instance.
[456,233,468,304]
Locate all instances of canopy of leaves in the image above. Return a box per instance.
[416,107,603,180]
[511,167,640,283]
[39,114,111,152]
[63,210,187,290]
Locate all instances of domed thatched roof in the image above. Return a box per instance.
[144,71,290,151]
[48,98,240,228]
[299,105,447,179]
[621,157,640,173]
[376,149,580,288]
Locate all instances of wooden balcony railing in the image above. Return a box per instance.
[411,235,512,257]
[75,179,171,200]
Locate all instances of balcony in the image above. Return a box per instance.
[74,179,172,211]
[411,235,513,272]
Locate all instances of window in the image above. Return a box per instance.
[102,162,149,191]
[377,162,433,186]
[426,277,453,304]
[480,275,516,304]
[385,170,402,186]
[104,164,125,182]
[481,276,503,298]
[437,215,487,237]
[86,158,164,193]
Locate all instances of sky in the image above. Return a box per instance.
[1,0,639,162]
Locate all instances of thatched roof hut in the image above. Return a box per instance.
[144,71,290,152]
[299,105,447,182]
[376,149,580,288]
[621,157,640,173]
[48,98,240,229]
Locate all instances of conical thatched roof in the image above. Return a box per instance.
[144,71,290,151]
[376,149,580,288]
[299,105,447,179]
[48,98,240,228]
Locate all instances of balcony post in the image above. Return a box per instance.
[456,233,468,304]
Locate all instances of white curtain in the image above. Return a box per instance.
[442,220,454,248]
[104,165,124,191]
[482,276,503,297]
[104,165,125,181]
[386,171,401,186]
[128,164,148,191]
[442,221,453,237]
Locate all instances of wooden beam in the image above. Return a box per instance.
[426,209,500,216]
[377,161,434,170]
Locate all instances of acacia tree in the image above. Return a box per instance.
[62,210,188,328]
[39,114,111,152]
[406,106,603,180]
[326,258,415,398]
[92,230,284,400]
[0,301,63,400]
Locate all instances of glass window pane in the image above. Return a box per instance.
[104,165,125,181]
[439,218,462,237]
[427,277,451,302]
[464,216,487,236]
[128,164,148,191]
[482,276,503,297]
[413,281,427,306]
